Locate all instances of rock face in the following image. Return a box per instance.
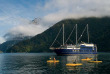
[6,17,110,53]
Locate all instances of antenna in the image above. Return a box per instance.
[76,24,77,45]
[63,24,64,45]
[87,24,89,43]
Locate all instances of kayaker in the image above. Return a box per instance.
[73,60,76,64]
[54,57,56,61]
[86,57,88,59]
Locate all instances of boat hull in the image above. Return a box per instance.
[54,48,97,55]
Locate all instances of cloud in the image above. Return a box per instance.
[1,0,110,43]
[4,18,47,41]
[8,24,45,36]
[0,37,5,44]
[41,0,110,24]
[33,0,110,30]
[0,16,8,21]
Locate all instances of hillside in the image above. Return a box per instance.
[6,17,110,52]
[0,40,20,52]
[0,36,32,52]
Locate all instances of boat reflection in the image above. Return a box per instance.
[65,54,100,73]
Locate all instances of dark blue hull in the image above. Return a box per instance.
[54,48,97,55]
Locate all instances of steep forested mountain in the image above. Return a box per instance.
[0,40,20,52]
[6,17,110,52]
[0,36,32,52]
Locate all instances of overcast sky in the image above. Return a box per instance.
[0,0,110,43]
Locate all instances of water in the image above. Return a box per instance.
[0,53,109,74]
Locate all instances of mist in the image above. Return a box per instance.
[1,0,110,42]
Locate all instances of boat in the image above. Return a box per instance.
[66,63,82,66]
[88,55,102,63]
[88,61,102,63]
[50,24,97,55]
[47,60,59,63]
[81,58,92,61]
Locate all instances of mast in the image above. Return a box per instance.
[76,24,77,45]
[87,24,89,43]
[63,24,64,45]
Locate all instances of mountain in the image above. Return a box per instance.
[0,36,32,52]
[0,40,20,52]
[6,17,110,53]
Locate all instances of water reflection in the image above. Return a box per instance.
[0,53,50,74]
[64,54,100,73]
[0,53,106,74]
[46,54,101,73]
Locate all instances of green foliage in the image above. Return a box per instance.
[0,40,20,52]
[6,17,110,52]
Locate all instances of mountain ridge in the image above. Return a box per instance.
[6,17,110,52]
[0,36,32,52]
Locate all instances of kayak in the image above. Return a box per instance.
[81,58,92,61]
[66,63,82,66]
[47,60,59,63]
[88,61,102,63]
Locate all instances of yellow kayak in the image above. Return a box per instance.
[81,58,92,61]
[66,63,82,66]
[47,60,59,63]
[88,61,102,63]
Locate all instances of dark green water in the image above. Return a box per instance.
[0,53,109,74]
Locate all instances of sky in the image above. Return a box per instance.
[0,0,110,43]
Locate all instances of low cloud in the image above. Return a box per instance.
[0,37,5,44]
[41,0,110,24]
[4,18,47,41]
[1,0,110,42]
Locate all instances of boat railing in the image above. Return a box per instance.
[49,47,55,50]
